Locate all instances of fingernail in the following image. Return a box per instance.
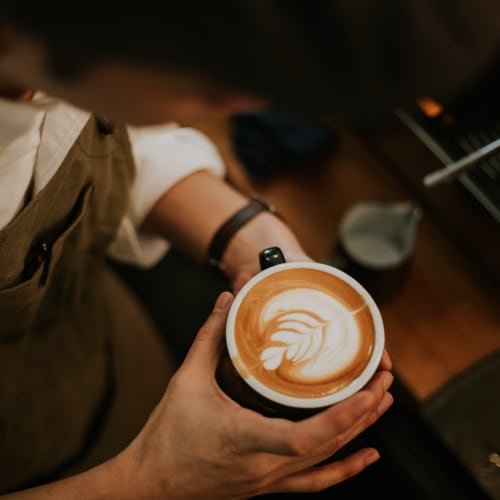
[214,292,233,312]
[364,450,380,467]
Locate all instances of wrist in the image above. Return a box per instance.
[221,210,306,280]
[206,194,277,272]
[108,446,162,500]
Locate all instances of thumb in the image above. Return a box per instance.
[182,291,234,373]
[232,271,253,295]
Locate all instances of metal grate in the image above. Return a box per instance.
[398,109,500,223]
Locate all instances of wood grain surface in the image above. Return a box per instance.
[193,117,500,401]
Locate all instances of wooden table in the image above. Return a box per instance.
[194,117,500,402]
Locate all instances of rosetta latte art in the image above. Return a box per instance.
[232,267,376,399]
[259,288,362,384]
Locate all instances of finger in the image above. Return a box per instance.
[284,391,393,479]
[305,374,393,465]
[254,391,390,493]
[261,448,380,495]
[182,291,234,372]
[333,370,393,439]
[331,391,394,454]
[232,374,388,456]
[282,251,314,264]
[379,349,392,371]
[289,371,392,453]
[231,369,391,457]
[232,271,253,295]
[292,372,394,463]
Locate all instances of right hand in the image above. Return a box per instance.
[115,291,393,499]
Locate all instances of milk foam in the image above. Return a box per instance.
[259,288,361,382]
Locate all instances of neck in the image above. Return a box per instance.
[0,27,37,100]
[0,77,33,100]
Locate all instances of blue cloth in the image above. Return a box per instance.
[231,111,337,179]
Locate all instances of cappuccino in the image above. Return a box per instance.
[226,262,384,410]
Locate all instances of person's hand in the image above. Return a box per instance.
[379,348,392,372]
[115,291,393,500]
[222,211,313,293]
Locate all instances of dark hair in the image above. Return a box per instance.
[1,0,500,121]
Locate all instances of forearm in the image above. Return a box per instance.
[143,170,308,279]
[144,170,247,262]
[3,459,122,500]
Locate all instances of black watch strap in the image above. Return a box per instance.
[207,195,276,271]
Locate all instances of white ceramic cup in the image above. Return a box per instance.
[226,262,385,410]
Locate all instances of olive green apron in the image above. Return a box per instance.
[0,117,177,492]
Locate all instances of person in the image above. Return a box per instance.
[0,8,393,500]
[0,86,323,492]
[1,1,498,497]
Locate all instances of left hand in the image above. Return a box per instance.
[222,211,313,293]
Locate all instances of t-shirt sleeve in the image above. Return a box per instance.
[107,123,225,267]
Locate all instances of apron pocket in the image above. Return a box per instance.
[0,184,94,342]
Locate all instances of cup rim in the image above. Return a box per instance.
[225,261,385,409]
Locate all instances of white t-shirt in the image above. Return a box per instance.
[0,93,225,267]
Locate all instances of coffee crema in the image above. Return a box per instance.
[232,268,375,399]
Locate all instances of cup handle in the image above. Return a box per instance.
[259,247,286,270]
